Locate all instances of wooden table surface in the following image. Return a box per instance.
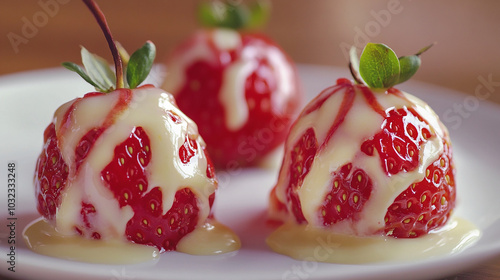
[1,1,499,279]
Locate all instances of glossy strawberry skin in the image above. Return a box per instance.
[101,126,151,208]
[361,107,433,175]
[285,128,317,223]
[361,104,456,238]
[167,31,301,169]
[384,139,456,238]
[365,105,455,238]
[34,123,69,220]
[125,187,199,252]
[75,128,104,171]
[101,126,205,250]
[35,122,107,239]
[320,163,373,225]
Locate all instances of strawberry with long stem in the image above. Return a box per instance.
[34,0,238,255]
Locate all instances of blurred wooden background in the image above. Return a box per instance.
[1,0,500,103]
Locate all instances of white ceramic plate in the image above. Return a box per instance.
[1,65,500,280]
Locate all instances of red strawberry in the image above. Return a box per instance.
[75,127,105,171]
[361,105,434,175]
[163,5,302,169]
[35,113,213,251]
[269,77,456,238]
[125,187,199,251]
[100,126,208,250]
[285,128,317,223]
[269,43,457,239]
[34,123,69,220]
[319,163,373,225]
[32,0,238,256]
[384,139,455,237]
[179,135,199,164]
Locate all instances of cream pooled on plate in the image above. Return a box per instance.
[25,0,240,263]
[267,78,480,263]
[27,86,240,263]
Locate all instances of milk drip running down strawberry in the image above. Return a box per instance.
[25,0,239,263]
[267,43,480,263]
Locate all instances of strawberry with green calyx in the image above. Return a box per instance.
[62,0,155,93]
[33,0,239,255]
[269,42,456,239]
[163,0,303,169]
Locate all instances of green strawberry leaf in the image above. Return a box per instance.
[397,55,421,84]
[198,1,248,29]
[62,42,157,92]
[63,1,159,93]
[359,43,400,89]
[126,41,156,89]
[247,1,271,29]
[81,46,116,92]
[198,2,220,28]
[62,62,102,90]
[397,43,434,84]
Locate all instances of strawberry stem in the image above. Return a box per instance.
[82,0,124,89]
